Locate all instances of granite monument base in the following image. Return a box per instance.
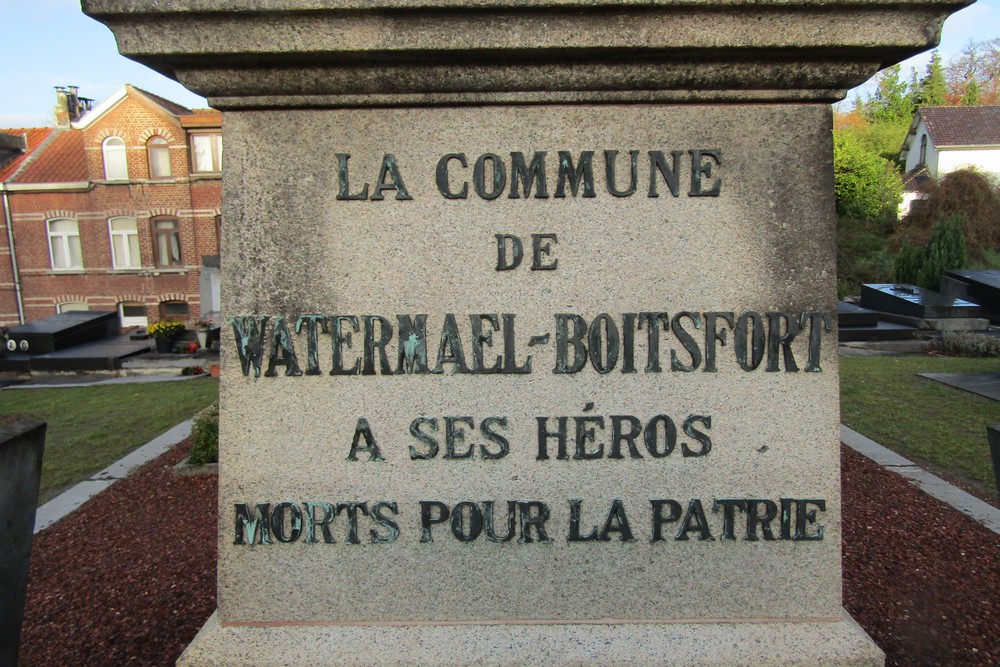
[179,611,882,666]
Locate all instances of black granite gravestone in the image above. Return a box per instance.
[5,311,118,354]
[860,283,981,319]
[0,420,45,667]
[941,270,1000,320]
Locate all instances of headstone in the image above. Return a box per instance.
[987,425,1000,497]
[84,2,971,664]
[0,419,45,667]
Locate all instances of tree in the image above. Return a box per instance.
[915,51,947,106]
[901,169,1000,254]
[961,76,980,105]
[833,132,903,222]
[944,38,1000,105]
[863,64,914,124]
[890,215,967,290]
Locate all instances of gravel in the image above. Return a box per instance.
[17,440,1000,666]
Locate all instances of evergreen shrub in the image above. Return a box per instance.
[189,401,219,465]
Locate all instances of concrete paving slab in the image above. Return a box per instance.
[5,373,207,389]
[918,372,1000,402]
[94,420,192,480]
[842,425,1000,535]
[33,480,114,533]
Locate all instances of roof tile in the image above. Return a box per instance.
[0,128,55,181]
[920,106,1000,147]
[13,130,87,184]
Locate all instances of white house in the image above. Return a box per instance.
[898,106,1000,216]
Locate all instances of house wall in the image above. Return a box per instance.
[902,118,940,175]
[0,92,221,328]
[938,148,1000,177]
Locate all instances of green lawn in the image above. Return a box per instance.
[0,378,219,504]
[840,355,1000,502]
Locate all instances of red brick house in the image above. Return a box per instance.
[0,85,222,329]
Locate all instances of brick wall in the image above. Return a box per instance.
[0,91,221,328]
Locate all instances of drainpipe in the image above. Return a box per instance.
[1,183,25,324]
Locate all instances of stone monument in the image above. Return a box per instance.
[84,1,971,664]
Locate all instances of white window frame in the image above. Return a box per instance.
[119,301,148,328]
[152,217,182,267]
[147,136,171,179]
[190,133,223,173]
[47,218,83,270]
[103,136,128,181]
[57,302,88,313]
[108,216,141,269]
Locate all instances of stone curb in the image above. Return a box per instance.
[841,425,1000,536]
[173,461,219,477]
[33,419,193,534]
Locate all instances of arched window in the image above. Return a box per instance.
[147,136,171,179]
[108,217,140,269]
[919,134,928,165]
[103,136,128,180]
[47,219,82,270]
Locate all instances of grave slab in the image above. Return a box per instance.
[860,283,981,320]
[4,311,118,354]
[82,2,972,665]
[941,269,1000,320]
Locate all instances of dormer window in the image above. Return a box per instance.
[147,136,171,179]
[103,136,128,180]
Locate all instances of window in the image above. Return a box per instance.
[153,218,182,266]
[147,136,171,179]
[103,136,128,180]
[160,301,189,318]
[119,301,148,328]
[109,217,141,269]
[57,302,88,313]
[47,219,82,270]
[215,214,222,249]
[919,135,928,165]
[190,133,222,173]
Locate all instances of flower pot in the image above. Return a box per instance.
[196,331,208,349]
[155,336,174,353]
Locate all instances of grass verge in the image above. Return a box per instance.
[0,377,219,504]
[840,355,1000,502]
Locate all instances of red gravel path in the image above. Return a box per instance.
[17,442,1000,666]
[842,446,1000,666]
[19,439,216,667]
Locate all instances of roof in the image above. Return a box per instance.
[919,106,1000,148]
[73,84,193,130]
[131,86,192,117]
[179,110,222,129]
[0,128,55,182]
[11,130,87,184]
[901,165,931,193]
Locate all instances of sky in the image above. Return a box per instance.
[1,0,998,128]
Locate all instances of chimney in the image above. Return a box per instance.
[53,86,94,128]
